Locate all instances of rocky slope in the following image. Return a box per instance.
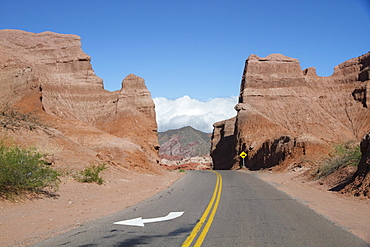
[343,132,370,197]
[211,52,370,171]
[0,29,160,172]
[158,126,212,170]
[160,155,212,170]
[158,126,211,158]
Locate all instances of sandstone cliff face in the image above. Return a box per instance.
[211,52,370,170]
[210,117,236,170]
[0,29,160,172]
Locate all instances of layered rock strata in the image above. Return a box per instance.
[211,52,370,170]
[0,29,160,171]
[210,117,236,169]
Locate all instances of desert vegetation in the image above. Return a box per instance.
[0,105,110,200]
[74,163,107,185]
[314,142,362,180]
[0,142,61,200]
[0,106,45,131]
[0,140,109,200]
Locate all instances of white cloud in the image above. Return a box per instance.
[153,95,238,133]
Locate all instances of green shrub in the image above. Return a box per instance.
[314,142,361,180]
[0,143,60,200]
[75,163,107,185]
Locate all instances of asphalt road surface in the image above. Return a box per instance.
[31,170,368,247]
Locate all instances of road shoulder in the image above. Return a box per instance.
[0,167,185,247]
[249,170,370,243]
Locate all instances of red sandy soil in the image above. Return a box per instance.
[0,166,184,247]
[1,168,369,246]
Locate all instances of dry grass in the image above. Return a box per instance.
[314,141,361,180]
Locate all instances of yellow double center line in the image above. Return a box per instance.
[181,171,223,247]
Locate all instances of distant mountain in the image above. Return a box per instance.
[158,126,211,158]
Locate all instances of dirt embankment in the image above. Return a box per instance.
[0,167,185,247]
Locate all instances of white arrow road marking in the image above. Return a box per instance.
[113,211,184,227]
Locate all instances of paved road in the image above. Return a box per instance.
[31,171,368,247]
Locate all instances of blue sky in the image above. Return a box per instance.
[1,0,369,132]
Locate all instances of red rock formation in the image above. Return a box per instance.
[211,52,370,170]
[210,117,236,170]
[161,156,212,170]
[343,133,370,197]
[0,29,160,172]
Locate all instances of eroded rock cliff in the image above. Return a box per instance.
[210,117,236,170]
[343,132,370,197]
[0,29,160,172]
[211,52,370,170]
